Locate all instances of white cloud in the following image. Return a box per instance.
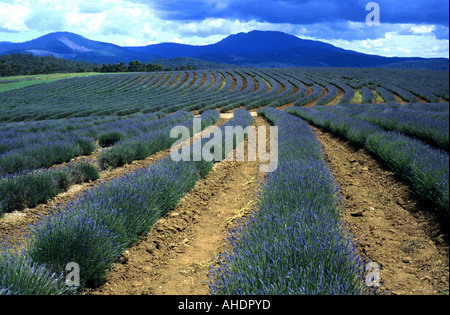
[362,37,386,48]
[411,25,435,34]
[397,47,411,54]
[320,31,449,58]
[122,36,156,46]
[172,37,185,44]
[0,2,31,32]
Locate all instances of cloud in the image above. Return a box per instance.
[322,30,449,58]
[0,0,448,58]
[25,5,68,32]
[150,0,365,24]
[0,2,31,32]
[411,25,435,35]
[150,0,449,26]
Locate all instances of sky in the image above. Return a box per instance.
[0,0,449,58]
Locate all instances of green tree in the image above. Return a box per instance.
[145,63,163,72]
[128,60,144,72]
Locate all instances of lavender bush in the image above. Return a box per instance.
[0,161,99,215]
[209,108,372,295]
[0,247,77,295]
[98,111,195,169]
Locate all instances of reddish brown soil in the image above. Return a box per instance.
[120,74,144,89]
[237,72,247,92]
[206,71,216,91]
[168,73,182,88]
[312,125,449,295]
[87,116,270,295]
[303,85,327,108]
[216,72,225,91]
[188,73,198,89]
[325,87,344,106]
[143,73,158,86]
[128,73,152,89]
[195,72,207,91]
[393,93,408,105]
[180,72,190,86]
[289,84,300,97]
[159,73,173,88]
[416,95,428,103]
[275,78,286,95]
[275,102,295,111]
[252,76,259,93]
[149,73,167,89]
[227,72,237,92]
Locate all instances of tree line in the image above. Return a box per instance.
[93,60,197,73]
[0,53,198,77]
[0,53,94,77]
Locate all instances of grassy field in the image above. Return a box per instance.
[0,72,101,93]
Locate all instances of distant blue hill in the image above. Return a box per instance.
[1,30,448,70]
[0,32,156,64]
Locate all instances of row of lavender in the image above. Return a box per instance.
[285,106,449,216]
[0,111,207,216]
[0,70,241,121]
[311,102,449,152]
[0,112,173,176]
[1,109,245,294]
[0,69,308,122]
[1,68,448,123]
[209,108,375,295]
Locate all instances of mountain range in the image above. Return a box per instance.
[1,30,448,70]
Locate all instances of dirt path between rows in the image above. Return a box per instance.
[87,116,271,295]
[312,125,449,295]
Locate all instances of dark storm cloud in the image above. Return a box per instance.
[151,0,449,26]
[151,0,363,23]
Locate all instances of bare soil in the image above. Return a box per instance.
[289,84,300,97]
[227,72,237,92]
[325,87,344,106]
[181,72,190,86]
[155,73,170,88]
[86,116,270,295]
[168,73,182,88]
[252,76,259,93]
[393,93,408,105]
[274,78,286,95]
[304,85,327,108]
[312,125,449,295]
[196,72,207,91]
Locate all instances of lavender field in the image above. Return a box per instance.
[0,67,448,296]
